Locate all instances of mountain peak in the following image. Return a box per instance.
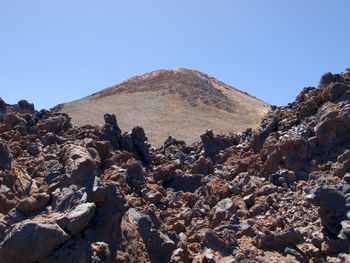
[58,69,270,146]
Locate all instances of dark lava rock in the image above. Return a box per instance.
[200,130,237,161]
[60,144,98,189]
[47,238,91,263]
[104,113,121,135]
[0,221,70,263]
[131,126,151,165]
[27,144,40,155]
[0,140,11,170]
[17,99,34,111]
[164,174,202,193]
[308,186,347,236]
[126,159,146,189]
[269,169,296,186]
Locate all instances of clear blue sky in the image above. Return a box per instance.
[1,0,349,110]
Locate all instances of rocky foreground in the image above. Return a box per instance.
[0,69,350,262]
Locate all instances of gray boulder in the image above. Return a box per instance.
[201,225,237,254]
[0,221,70,263]
[51,185,87,212]
[308,186,347,236]
[56,202,96,236]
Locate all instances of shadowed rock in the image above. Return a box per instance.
[0,140,11,170]
[308,186,347,236]
[0,221,70,263]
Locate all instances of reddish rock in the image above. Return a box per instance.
[190,156,214,175]
[153,161,181,182]
[16,193,50,215]
[36,114,71,132]
[254,227,304,251]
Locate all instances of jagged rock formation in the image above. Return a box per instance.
[56,68,270,147]
[0,69,350,262]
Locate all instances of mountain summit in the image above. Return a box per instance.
[56,68,270,146]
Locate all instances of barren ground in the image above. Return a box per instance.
[57,68,270,147]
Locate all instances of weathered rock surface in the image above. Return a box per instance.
[60,144,99,189]
[56,202,96,235]
[0,221,70,263]
[308,186,347,236]
[16,192,50,215]
[126,159,146,189]
[120,208,176,263]
[254,227,304,251]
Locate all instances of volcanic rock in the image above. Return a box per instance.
[164,173,202,193]
[17,100,34,111]
[16,193,50,215]
[51,185,87,212]
[56,202,95,236]
[126,159,146,189]
[269,169,296,186]
[0,69,349,262]
[308,186,347,236]
[201,225,237,254]
[190,156,214,175]
[0,140,11,170]
[0,221,70,263]
[254,227,304,251]
[47,238,91,263]
[60,144,99,189]
[120,208,176,262]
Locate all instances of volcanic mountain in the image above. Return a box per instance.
[56,68,270,146]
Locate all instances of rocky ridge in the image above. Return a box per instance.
[0,69,350,262]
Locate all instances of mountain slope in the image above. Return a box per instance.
[56,68,270,146]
